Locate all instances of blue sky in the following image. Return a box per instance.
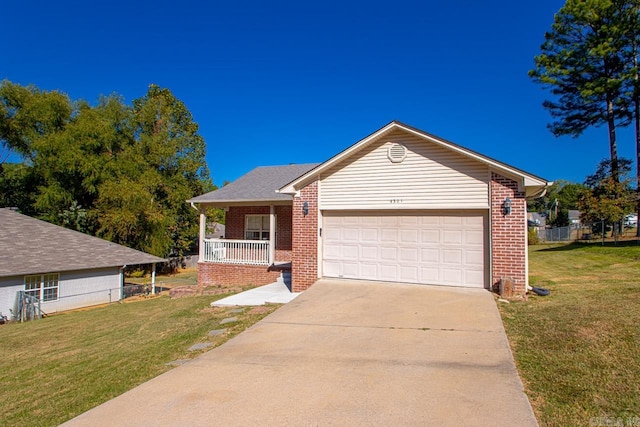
[4,0,635,186]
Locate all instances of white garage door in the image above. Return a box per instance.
[322,212,486,288]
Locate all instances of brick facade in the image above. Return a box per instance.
[225,205,293,262]
[196,205,292,288]
[291,180,318,292]
[197,262,281,289]
[197,174,530,294]
[490,172,527,294]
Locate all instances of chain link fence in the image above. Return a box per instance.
[535,222,638,243]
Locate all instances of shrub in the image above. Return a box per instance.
[127,268,147,278]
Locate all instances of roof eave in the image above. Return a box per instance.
[188,198,294,207]
[0,258,166,278]
[279,121,399,193]
[279,120,552,194]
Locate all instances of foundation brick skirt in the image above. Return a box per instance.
[197,262,281,289]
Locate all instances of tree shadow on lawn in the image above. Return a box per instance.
[537,240,640,252]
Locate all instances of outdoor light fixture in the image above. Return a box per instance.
[504,197,512,216]
[302,201,309,216]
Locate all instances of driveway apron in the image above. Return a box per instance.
[62,279,538,427]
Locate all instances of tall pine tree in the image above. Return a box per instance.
[530,0,631,182]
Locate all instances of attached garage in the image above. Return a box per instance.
[322,211,487,287]
[276,121,550,293]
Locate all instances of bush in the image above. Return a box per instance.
[126,268,147,278]
[528,227,540,245]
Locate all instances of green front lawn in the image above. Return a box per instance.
[0,295,278,427]
[500,242,640,426]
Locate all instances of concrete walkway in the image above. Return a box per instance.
[62,279,538,426]
[212,280,300,306]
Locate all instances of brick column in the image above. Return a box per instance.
[291,180,318,292]
[490,172,527,295]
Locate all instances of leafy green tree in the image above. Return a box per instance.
[0,162,39,215]
[0,81,213,257]
[30,95,132,228]
[617,0,640,235]
[59,200,90,233]
[528,180,587,226]
[0,81,72,160]
[530,0,632,181]
[95,85,213,257]
[578,158,635,234]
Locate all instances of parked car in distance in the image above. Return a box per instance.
[624,214,638,227]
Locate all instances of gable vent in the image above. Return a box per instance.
[387,143,407,163]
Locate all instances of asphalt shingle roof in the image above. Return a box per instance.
[188,163,320,204]
[0,208,166,278]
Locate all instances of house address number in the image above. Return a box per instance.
[390,199,403,204]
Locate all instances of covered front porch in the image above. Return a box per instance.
[186,163,319,289]
[192,203,294,288]
[197,203,292,266]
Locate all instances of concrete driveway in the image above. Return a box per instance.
[63,279,538,426]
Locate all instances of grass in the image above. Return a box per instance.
[500,241,640,426]
[125,267,198,290]
[4,245,640,426]
[0,293,279,427]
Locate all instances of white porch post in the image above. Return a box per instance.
[151,262,156,295]
[199,210,206,262]
[269,205,276,265]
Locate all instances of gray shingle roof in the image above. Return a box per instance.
[188,163,320,204]
[0,209,166,278]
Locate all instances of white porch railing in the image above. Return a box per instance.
[203,239,270,265]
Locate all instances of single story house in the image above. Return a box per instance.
[527,212,546,228]
[0,208,165,319]
[568,209,581,225]
[189,121,550,295]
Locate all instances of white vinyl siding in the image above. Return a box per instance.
[0,267,122,317]
[322,211,487,288]
[320,129,489,210]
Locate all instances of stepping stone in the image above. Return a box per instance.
[230,308,244,313]
[188,342,212,351]
[166,359,190,366]
[208,328,227,336]
[220,317,238,325]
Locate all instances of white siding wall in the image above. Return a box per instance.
[320,129,489,210]
[0,276,21,318]
[0,267,122,319]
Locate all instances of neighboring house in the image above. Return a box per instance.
[0,208,165,319]
[188,121,550,295]
[206,222,226,239]
[568,210,581,225]
[527,212,546,228]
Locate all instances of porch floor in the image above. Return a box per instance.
[211,280,300,307]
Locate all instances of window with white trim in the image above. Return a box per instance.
[24,273,59,302]
[245,215,275,240]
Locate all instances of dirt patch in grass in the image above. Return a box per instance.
[247,305,275,315]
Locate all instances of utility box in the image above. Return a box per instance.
[499,277,514,299]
